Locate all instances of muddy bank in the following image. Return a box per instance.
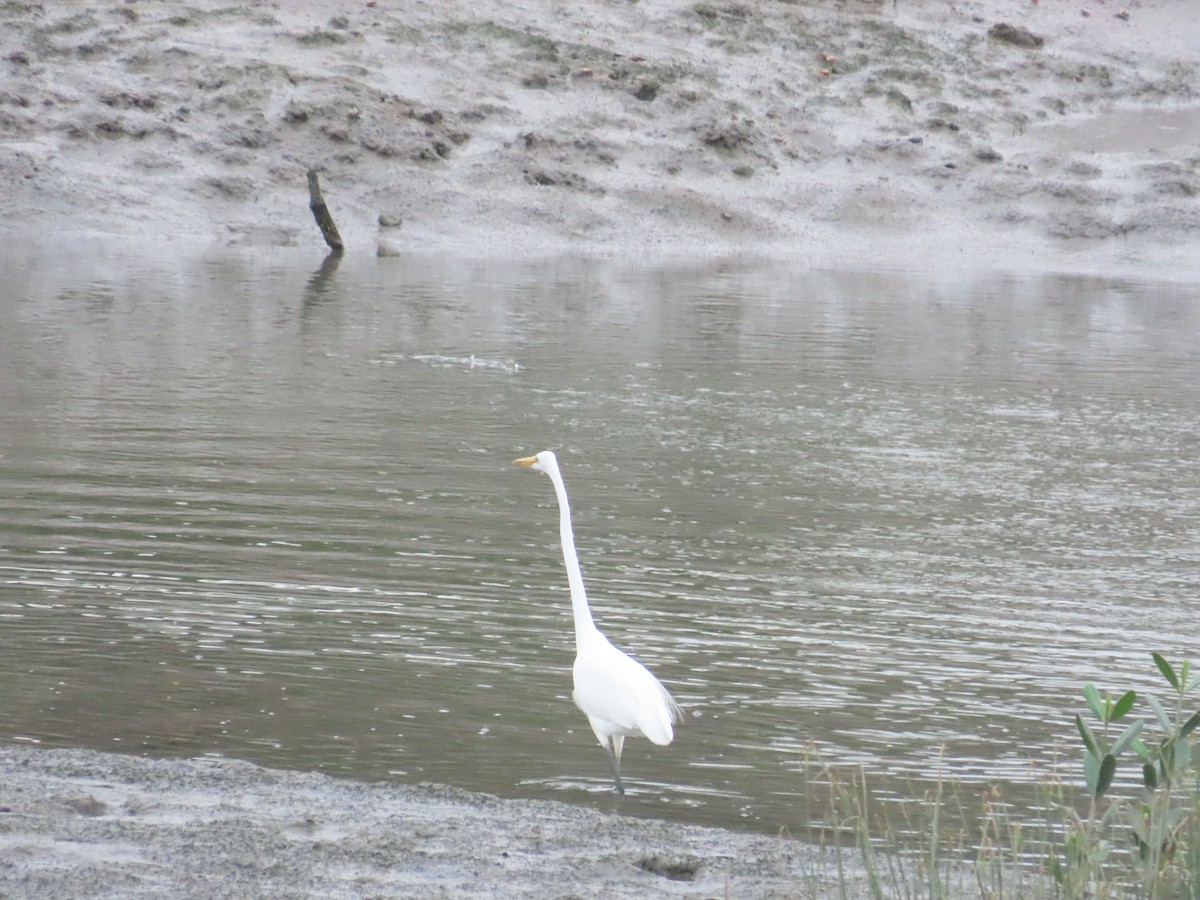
[0,743,897,898]
[1,0,1198,276]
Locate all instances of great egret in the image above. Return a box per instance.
[514,450,683,794]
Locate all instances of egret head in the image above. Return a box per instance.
[513,450,558,475]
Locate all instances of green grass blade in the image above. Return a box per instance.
[1181,710,1200,739]
[1126,805,1150,845]
[1111,690,1137,721]
[1047,854,1064,886]
[1177,735,1192,771]
[1112,718,1145,756]
[1096,753,1116,797]
[1153,652,1181,691]
[1143,762,1157,789]
[1160,740,1177,784]
[1084,749,1099,797]
[1147,694,1173,733]
[1083,683,1104,721]
[1075,713,1099,757]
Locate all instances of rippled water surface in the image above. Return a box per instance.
[2,245,1198,834]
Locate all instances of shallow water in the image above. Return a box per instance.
[1031,106,1200,154]
[2,245,1198,835]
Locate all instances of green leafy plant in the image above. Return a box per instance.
[1048,680,1141,896]
[1048,653,1200,899]
[1077,682,1142,800]
[1125,653,1200,898]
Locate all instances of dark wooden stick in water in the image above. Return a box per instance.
[307,170,344,255]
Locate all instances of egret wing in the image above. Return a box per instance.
[573,636,680,746]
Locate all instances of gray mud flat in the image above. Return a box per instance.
[0,744,880,898]
[1,0,1198,276]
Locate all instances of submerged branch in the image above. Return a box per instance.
[306,169,344,255]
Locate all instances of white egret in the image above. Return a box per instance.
[514,450,682,794]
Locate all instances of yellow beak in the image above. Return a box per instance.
[513,455,537,467]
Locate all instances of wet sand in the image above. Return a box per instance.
[1,744,886,898]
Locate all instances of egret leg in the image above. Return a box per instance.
[605,734,626,795]
[604,745,625,795]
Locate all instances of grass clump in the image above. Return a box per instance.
[447,21,559,62]
[38,11,99,34]
[296,29,349,47]
[386,23,426,45]
[800,653,1200,899]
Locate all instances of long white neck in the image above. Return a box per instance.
[546,461,598,644]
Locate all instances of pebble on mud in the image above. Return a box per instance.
[988,22,1045,48]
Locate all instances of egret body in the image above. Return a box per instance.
[514,450,682,794]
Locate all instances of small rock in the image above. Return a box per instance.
[320,123,349,142]
[988,22,1044,48]
[634,81,657,102]
[1065,159,1101,177]
[908,135,923,144]
[64,795,107,817]
[1153,178,1198,197]
[974,147,1003,162]
[282,102,310,124]
[636,855,702,882]
[886,87,913,112]
[378,213,403,229]
[732,164,754,177]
